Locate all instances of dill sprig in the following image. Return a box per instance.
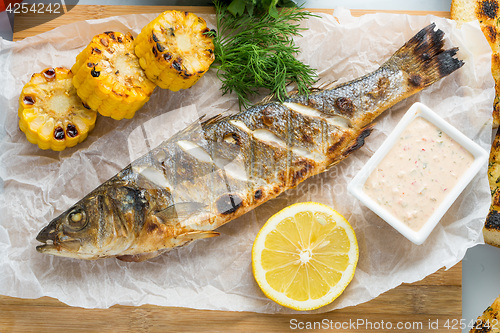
[210,0,318,108]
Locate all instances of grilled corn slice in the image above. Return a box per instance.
[134,10,215,91]
[18,67,97,151]
[72,31,156,120]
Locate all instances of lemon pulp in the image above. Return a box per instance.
[252,202,358,311]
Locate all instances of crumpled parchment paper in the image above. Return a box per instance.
[0,8,494,312]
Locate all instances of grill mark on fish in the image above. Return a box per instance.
[213,121,256,207]
[216,193,243,215]
[327,135,348,155]
[147,223,158,233]
[134,189,148,232]
[344,127,374,156]
[230,115,322,163]
[409,74,423,87]
[229,117,289,186]
[35,23,464,261]
[286,106,292,188]
[334,97,355,116]
[248,126,257,205]
[97,195,107,248]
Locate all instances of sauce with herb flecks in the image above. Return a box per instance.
[363,117,474,231]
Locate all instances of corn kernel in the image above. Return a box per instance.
[71,31,156,120]
[134,10,215,91]
[18,67,97,151]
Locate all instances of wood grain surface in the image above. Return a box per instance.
[0,264,461,333]
[1,5,461,333]
[11,5,450,41]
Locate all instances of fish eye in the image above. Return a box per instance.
[65,208,87,231]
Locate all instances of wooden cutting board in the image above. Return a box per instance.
[1,6,460,333]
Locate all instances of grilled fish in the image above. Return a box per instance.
[36,23,464,261]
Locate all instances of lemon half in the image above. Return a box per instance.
[252,202,358,311]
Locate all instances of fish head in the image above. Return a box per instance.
[36,191,133,260]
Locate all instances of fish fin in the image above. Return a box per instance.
[154,202,207,223]
[256,93,277,105]
[116,249,168,262]
[115,231,218,262]
[314,80,338,91]
[181,230,220,241]
[200,113,229,127]
[168,114,231,141]
[165,114,218,143]
[388,22,464,88]
[326,126,374,169]
[343,126,374,156]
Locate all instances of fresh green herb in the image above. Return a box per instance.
[210,0,317,108]
[219,0,297,17]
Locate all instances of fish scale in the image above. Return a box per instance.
[35,23,464,261]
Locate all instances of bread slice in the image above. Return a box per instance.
[486,129,500,247]
[451,0,480,23]
[451,0,500,127]
[452,0,500,247]
[485,210,500,247]
[470,295,500,332]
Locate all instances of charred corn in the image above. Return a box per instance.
[134,10,215,91]
[71,31,156,120]
[18,67,97,151]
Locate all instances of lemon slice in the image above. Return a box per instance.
[252,202,358,311]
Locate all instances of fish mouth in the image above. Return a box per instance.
[36,223,81,253]
[36,223,58,253]
[36,239,82,254]
[36,242,56,253]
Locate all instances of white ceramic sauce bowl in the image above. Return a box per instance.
[347,102,489,245]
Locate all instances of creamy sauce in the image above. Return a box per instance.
[363,117,474,231]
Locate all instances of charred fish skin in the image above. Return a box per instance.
[287,25,461,130]
[36,23,464,261]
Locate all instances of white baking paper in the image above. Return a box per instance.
[0,8,494,312]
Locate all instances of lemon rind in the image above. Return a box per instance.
[252,202,359,311]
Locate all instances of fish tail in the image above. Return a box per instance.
[388,22,464,89]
